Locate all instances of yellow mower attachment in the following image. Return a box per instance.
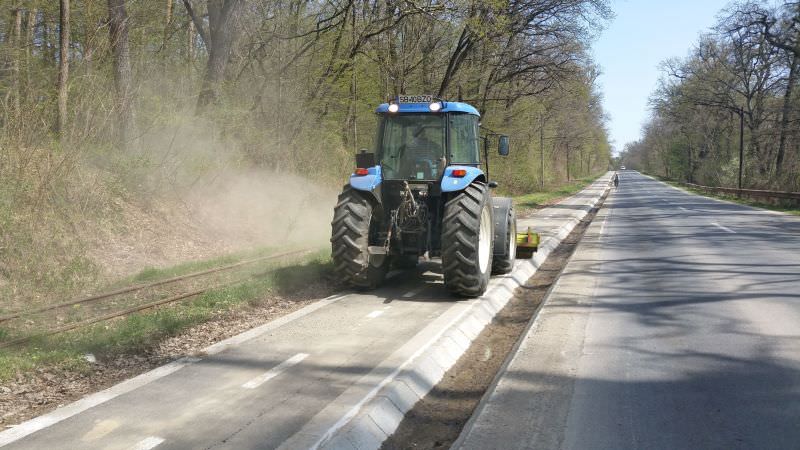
[516,227,540,259]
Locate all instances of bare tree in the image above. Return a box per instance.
[744,2,800,175]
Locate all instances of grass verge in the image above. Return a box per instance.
[0,248,332,381]
[121,245,304,285]
[512,174,605,215]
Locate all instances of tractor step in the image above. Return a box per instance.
[515,227,539,259]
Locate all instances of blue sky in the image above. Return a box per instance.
[593,0,733,154]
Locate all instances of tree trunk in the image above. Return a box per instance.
[108,0,136,150]
[10,8,22,114]
[185,0,244,110]
[187,19,195,62]
[164,0,173,48]
[12,9,23,112]
[25,8,35,101]
[166,0,173,24]
[56,0,69,137]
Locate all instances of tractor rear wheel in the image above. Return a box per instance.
[330,188,388,289]
[491,198,517,274]
[442,182,494,297]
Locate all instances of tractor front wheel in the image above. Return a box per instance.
[441,182,494,297]
[330,188,388,289]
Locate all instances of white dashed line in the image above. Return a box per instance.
[402,287,425,298]
[711,222,736,233]
[366,310,384,319]
[242,353,309,389]
[131,436,165,450]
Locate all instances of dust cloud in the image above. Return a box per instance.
[182,169,336,250]
[81,114,344,281]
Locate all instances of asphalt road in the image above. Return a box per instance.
[0,179,608,450]
[458,171,800,450]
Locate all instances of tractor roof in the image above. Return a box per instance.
[375,101,480,116]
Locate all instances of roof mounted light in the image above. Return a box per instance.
[388,103,399,113]
[429,101,442,112]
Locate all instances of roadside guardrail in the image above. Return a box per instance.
[682,182,800,206]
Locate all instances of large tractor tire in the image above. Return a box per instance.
[330,188,388,289]
[441,182,494,297]
[491,197,517,274]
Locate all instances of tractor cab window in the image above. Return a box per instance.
[378,114,445,180]
[448,114,480,165]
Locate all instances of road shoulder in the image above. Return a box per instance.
[454,194,610,450]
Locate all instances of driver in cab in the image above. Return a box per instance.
[404,126,441,180]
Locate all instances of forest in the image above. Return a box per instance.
[0,0,612,302]
[621,1,800,192]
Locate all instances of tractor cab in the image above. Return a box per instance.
[374,99,482,182]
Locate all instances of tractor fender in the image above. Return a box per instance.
[441,166,486,193]
[491,197,514,258]
[349,165,382,204]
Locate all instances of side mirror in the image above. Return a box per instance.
[498,135,509,156]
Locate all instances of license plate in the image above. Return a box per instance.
[398,95,433,103]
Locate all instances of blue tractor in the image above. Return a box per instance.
[331,96,517,297]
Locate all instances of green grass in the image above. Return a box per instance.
[653,176,800,216]
[0,248,332,381]
[125,245,296,284]
[512,174,605,213]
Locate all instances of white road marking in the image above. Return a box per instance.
[242,353,309,389]
[366,310,384,319]
[81,419,120,442]
[402,286,425,298]
[131,436,164,450]
[711,222,736,233]
[600,213,610,235]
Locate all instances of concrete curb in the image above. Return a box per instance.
[319,178,612,450]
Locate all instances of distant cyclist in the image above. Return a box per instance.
[612,172,619,188]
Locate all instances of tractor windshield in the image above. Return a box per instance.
[378,114,445,180]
